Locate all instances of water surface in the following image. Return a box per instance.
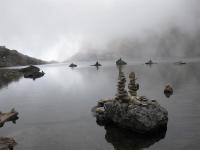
[0,62,200,150]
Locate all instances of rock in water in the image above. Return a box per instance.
[164,85,173,98]
[0,137,16,150]
[116,58,127,66]
[20,65,45,80]
[69,63,77,68]
[93,69,168,134]
[100,100,168,133]
[91,61,102,67]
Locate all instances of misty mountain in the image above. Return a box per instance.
[67,27,200,61]
[0,46,47,67]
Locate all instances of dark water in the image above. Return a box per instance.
[0,62,200,150]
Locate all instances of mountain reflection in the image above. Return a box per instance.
[104,125,166,150]
[0,69,23,90]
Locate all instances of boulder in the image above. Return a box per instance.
[164,85,173,93]
[94,97,168,134]
[20,65,45,80]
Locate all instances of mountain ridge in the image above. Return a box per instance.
[0,46,48,67]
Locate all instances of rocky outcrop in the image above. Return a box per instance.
[95,98,168,133]
[0,46,47,67]
[116,58,127,66]
[20,65,45,80]
[93,71,168,134]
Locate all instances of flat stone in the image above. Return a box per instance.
[96,107,105,114]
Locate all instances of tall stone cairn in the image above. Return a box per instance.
[128,72,139,96]
[115,67,130,103]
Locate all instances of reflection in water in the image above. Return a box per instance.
[0,69,23,90]
[164,91,173,98]
[95,65,99,70]
[104,125,166,150]
[0,63,199,150]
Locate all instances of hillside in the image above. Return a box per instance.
[0,46,47,67]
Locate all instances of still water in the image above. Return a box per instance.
[0,62,200,150]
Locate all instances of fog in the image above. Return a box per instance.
[0,0,199,61]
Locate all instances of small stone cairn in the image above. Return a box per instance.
[128,72,139,97]
[93,68,168,134]
[115,67,130,103]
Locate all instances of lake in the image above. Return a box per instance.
[0,61,200,150]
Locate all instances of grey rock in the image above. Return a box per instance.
[95,98,168,134]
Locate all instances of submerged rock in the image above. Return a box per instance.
[69,63,77,68]
[175,61,186,65]
[116,58,127,66]
[93,70,168,134]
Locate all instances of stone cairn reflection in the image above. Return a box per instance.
[128,72,139,96]
[115,67,130,103]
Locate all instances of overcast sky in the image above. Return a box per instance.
[0,0,199,61]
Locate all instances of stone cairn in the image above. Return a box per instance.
[128,72,139,97]
[115,67,130,103]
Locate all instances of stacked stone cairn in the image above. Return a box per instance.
[128,72,139,97]
[93,69,168,134]
[115,68,130,103]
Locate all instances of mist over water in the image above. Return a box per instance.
[0,0,200,61]
[0,62,200,149]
